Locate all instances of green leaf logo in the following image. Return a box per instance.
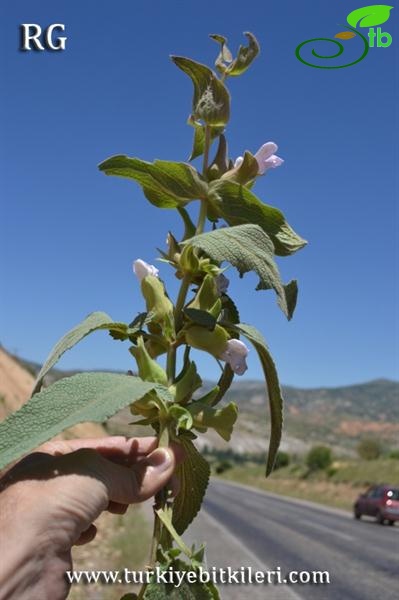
[347,5,393,28]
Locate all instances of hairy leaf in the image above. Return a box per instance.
[0,373,158,471]
[33,312,131,395]
[99,156,208,208]
[209,180,307,256]
[347,5,393,28]
[172,56,230,126]
[187,224,297,319]
[227,324,283,475]
[172,437,210,534]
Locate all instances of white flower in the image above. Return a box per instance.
[220,339,249,376]
[234,141,284,175]
[216,273,230,295]
[133,259,159,282]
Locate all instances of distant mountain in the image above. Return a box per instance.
[7,350,399,454]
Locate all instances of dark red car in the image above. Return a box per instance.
[354,485,399,525]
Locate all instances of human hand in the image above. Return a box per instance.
[0,436,182,600]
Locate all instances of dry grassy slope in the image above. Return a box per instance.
[0,347,105,440]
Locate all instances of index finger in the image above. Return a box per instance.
[37,436,158,465]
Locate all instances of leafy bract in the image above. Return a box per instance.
[172,437,210,534]
[171,56,230,126]
[32,312,133,395]
[187,118,224,161]
[208,180,307,256]
[187,224,298,319]
[190,401,238,441]
[0,373,160,471]
[347,5,393,28]
[210,32,260,77]
[227,324,283,475]
[99,156,208,208]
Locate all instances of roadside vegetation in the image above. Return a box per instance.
[206,444,399,511]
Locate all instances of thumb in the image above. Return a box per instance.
[96,447,176,504]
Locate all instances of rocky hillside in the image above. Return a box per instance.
[0,348,105,442]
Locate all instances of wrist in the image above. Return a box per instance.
[0,483,69,600]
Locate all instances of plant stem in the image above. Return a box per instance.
[140,124,214,598]
[202,124,211,175]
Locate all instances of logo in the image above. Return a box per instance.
[296,5,393,68]
[20,24,67,51]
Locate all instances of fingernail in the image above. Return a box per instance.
[146,448,172,472]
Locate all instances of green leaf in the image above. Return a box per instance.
[187,224,297,319]
[347,5,393,28]
[32,312,130,395]
[208,179,307,256]
[156,507,192,557]
[220,294,240,325]
[227,324,283,475]
[187,118,223,161]
[172,56,230,126]
[99,156,208,209]
[190,401,238,441]
[172,437,210,534]
[283,280,299,321]
[225,32,260,77]
[144,579,217,600]
[183,308,217,330]
[0,373,159,471]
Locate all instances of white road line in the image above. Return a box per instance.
[297,519,354,542]
[202,508,303,600]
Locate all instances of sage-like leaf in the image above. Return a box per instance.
[99,156,208,208]
[227,323,283,475]
[172,56,230,126]
[33,311,131,395]
[0,373,160,471]
[172,437,210,534]
[187,224,298,319]
[209,180,307,256]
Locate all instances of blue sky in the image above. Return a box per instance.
[1,1,397,387]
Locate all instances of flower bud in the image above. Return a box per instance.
[129,336,168,384]
[141,275,175,340]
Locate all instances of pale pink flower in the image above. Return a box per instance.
[133,259,159,282]
[220,339,249,375]
[234,141,284,175]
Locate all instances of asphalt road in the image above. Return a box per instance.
[184,479,399,600]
